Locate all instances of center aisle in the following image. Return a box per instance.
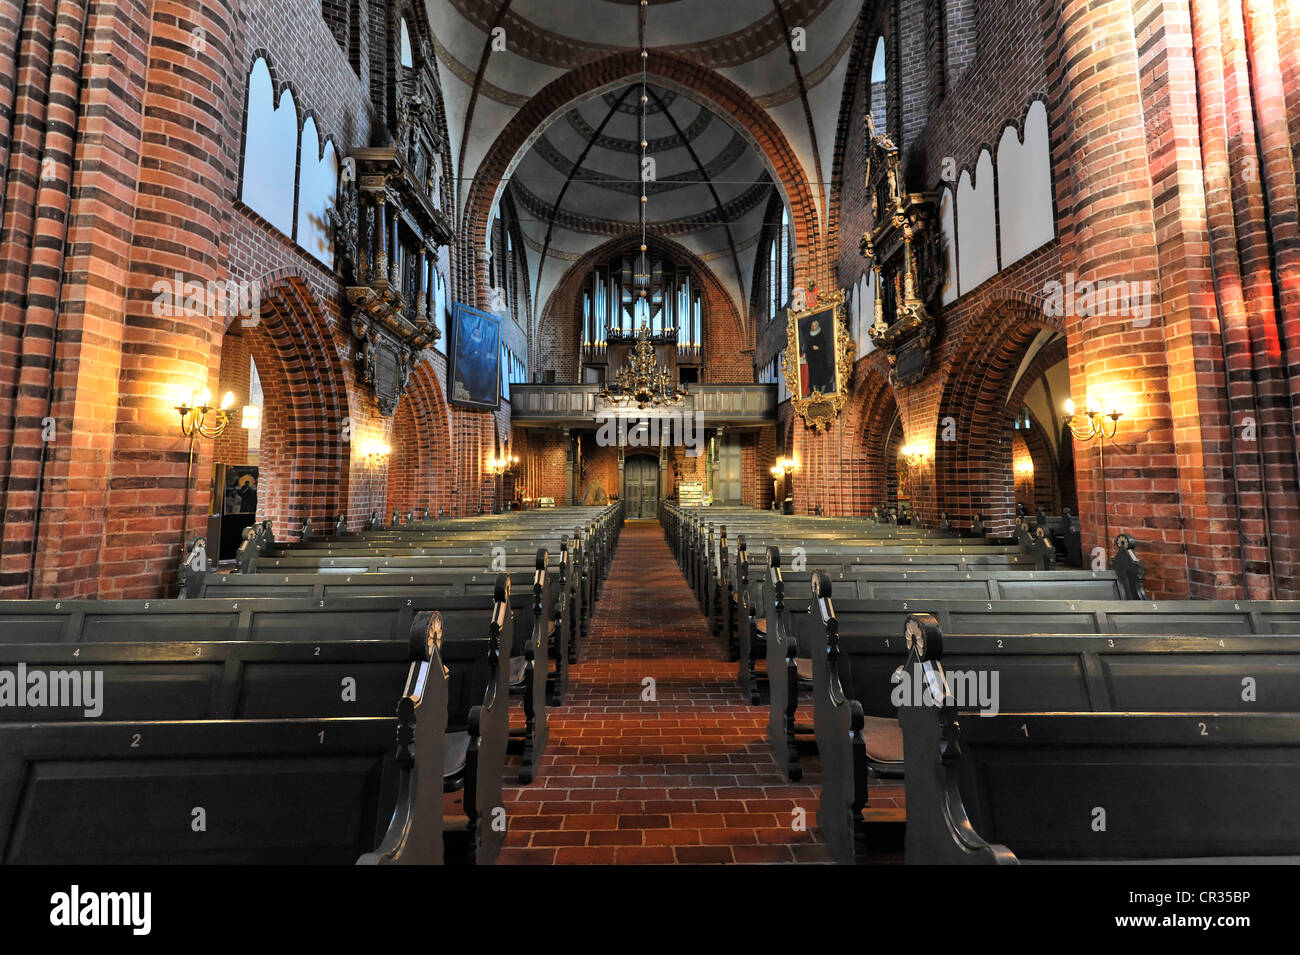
[499,522,840,864]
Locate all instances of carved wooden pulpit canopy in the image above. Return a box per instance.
[859,116,945,387]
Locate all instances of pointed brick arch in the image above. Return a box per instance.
[385,356,454,520]
[840,367,900,515]
[227,271,351,539]
[535,235,749,383]
[934,297,1062,534]
[460,50,826,313]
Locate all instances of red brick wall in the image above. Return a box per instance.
[799,0,1300,599]
[6,0,1300,603]
[514,429,569,505]
[0,0,482,597]
[214,332,253,467]
[579,442,620,504]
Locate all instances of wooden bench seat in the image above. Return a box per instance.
[901,701,1300,864]
[699,531,1035,658]
[0,622,449,865]
[193,559,576,701]
[734,559,1126,700]
[803,585,1300,863]
[738,566,1124,703]
[769,585,1300,778]
[0,584,520,861]
[243,544,594,646]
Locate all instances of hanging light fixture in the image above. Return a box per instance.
[598,321,685,408]
[596,0,685,411]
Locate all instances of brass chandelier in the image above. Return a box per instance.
[598,321,685,409]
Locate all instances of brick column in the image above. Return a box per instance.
[1046,0,1194,596]
[91,1,235,597]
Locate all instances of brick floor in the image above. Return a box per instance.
[498,522,904,865]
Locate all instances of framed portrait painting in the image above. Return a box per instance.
[782,288,851,430]
[449,302,502,409]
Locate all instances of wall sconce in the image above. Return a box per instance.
[172,385,233,570]
[900,444,927,468]
[1015,460,1035,478]
[488,453,520,476]
[488,450,521,514]
[771,456,798,513]
[1063,397,1122,442]
[361,439,392,466]
[176,388,234,439]
[1063,396,1123,544]
[240,404,261,430]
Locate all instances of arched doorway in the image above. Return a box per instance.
[934,301,1065,535]
[385,357,454,521]
[211,274,351,545]
[839,368,899,517]
[623,454,660,520]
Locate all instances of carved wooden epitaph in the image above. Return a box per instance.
[335,39,454,415]
[859,117,945,387]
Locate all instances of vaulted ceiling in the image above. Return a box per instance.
[425,0,865,325]
[507,83,771,320]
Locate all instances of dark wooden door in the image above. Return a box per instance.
[717,435,742,504]
[624,456,659,519]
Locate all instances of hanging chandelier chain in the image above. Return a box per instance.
[640,0,648,287]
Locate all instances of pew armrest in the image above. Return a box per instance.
[896,659,1017,866]
[357,655,449,866]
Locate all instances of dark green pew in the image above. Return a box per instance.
[0,587,518,860]
[192,562,573,705]
[0,624,446,865]
[808,595,1300,864]
[894,625,1300,864]
[762,568,1300,783]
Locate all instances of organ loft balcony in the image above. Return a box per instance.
[509,382,777,429]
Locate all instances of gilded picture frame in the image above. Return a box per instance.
[782,288,852,430]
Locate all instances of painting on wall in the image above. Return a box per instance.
[783,288,851,430]
[449,302,502,409]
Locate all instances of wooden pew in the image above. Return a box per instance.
[736,554,1124,705]
[279,504,621,584]
[192,554,572,707]
[893,622,1300,863]
[699,520,1023,624]
[763,554,1300,783]
[809,597,1300,863]
[0,618,448,864]
[730,541,1046,697]
[245,539,593,660]
[246,500,619,608]
[717,532,1039,662]
[700,523,978,642]
[660,504,967,584]
[0,586,519,859]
